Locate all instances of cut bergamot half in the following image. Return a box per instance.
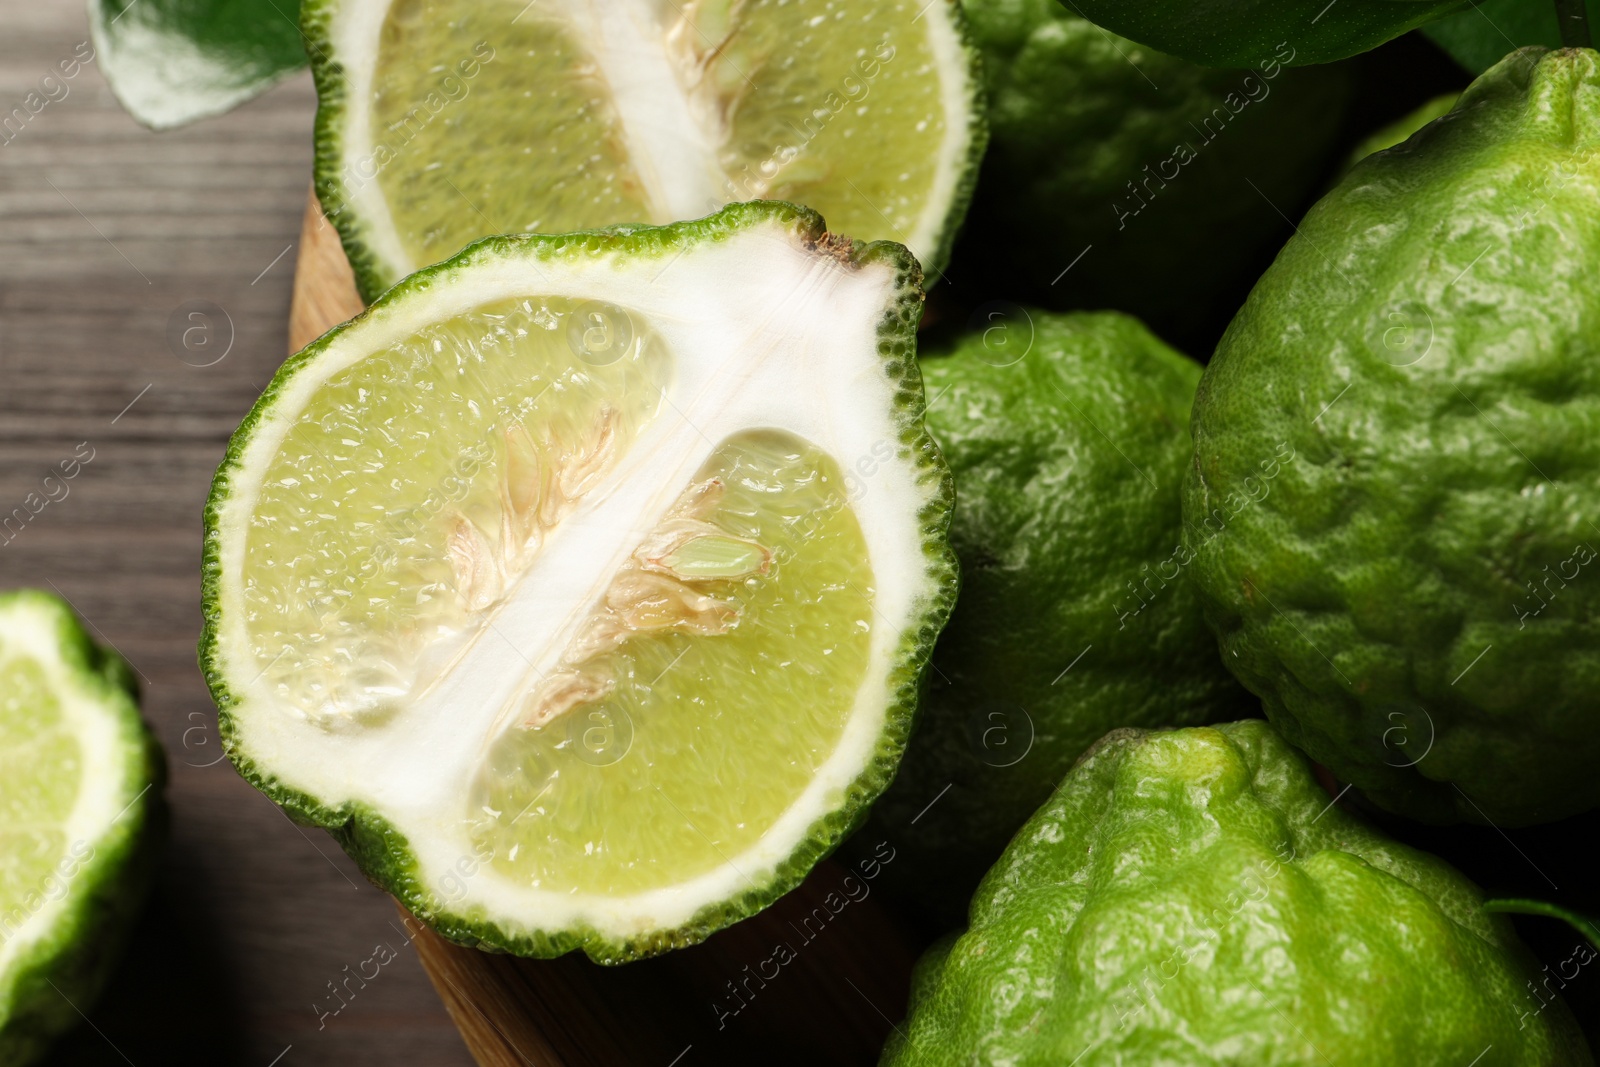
[201,202,955,962]
[1,590,162,1066]
[306,0,985,301]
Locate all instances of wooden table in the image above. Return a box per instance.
[1,2,474,1061]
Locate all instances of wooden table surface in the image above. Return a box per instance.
[1,2,475,1062]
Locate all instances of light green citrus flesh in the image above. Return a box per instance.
[242,295,673,718]
[318,0,981,296]
[0,660,81,923]
[471,432,873,895]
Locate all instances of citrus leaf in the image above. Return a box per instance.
[89,0,307,129]
[1424,0,1600,73]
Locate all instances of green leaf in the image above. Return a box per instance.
[1424,0,1600,73]
[89,0,307,129]
[1485,897,1600,950]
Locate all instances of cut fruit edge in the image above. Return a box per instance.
[304,0,987,301]
[0,591,163,1014]
[201,202,957,961]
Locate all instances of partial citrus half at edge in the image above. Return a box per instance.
[306,0,986,300]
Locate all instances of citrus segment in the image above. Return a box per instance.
[309,0,984,298]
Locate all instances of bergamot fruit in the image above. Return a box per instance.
[959,0,1352,345]
[0,591,163,1066]
[884,721,1593,1067]
[201,201,956,963]
[307,0,986,301]
[859,311,1247,922]
[1185,47,1600,827]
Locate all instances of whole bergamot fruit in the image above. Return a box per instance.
[884,720,1592,1066]
[860,311,1248,922]
[1184,47,1600,826]
[958,0,1353,347]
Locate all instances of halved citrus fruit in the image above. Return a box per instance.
[0,591,162,1065]
[201,202,955,961]
[304,0,985,300]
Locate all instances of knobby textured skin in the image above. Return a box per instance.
[961,0,1352,347]
[884,721,1592,1067]
[1185,48,1600,826]
[861,312,1248,922]
[1062,0,1466,67]
[0,592,165,1067]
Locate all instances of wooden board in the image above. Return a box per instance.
[290,194,925,1067]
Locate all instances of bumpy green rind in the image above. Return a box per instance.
[0,591,166,1067]
[1184,47,1600,826]
[304,0,988,303]
[858,311,1248,923]
[958,0,1352,347]
[200,200,958,963]
[884,720,1593,1066]
[1063,0,1467,67]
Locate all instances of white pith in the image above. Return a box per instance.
[324,0,976,283]
[0,603,138,979]
[213,218,936,941]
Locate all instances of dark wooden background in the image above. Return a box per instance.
[1,1,474,1062]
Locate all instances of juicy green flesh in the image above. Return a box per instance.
[373,2,651,269]
[472,430,874,896]
[0,659,80,922]
[369,0,948,279]
[242,295,670,722]
[1185,48,1600,825]
[885,721,1592,1066]
[959,0,1352,344]
[859,312,1246,922]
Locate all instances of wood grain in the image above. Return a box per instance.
[291,192,925,1066]
[2,4,474,1062]
[290,190,365,352]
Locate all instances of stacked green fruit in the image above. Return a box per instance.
[1185,47,1600,827]
[960,0,1353,345]
[885,720,1591,1066]
[863,311,1248,921]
